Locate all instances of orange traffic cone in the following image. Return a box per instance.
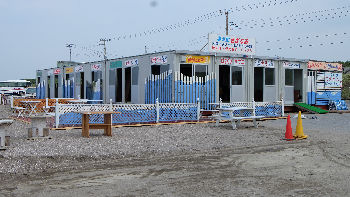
[284,115,294,140]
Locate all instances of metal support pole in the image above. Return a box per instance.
[55,99,60,128]
[156,98,159,123]
[109,99,113,111]
[281,97,285,117]
[252,98,256,116]
[197,98,201,121]
[225,11,229,35]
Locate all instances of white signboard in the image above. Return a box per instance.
[91,64,102,71]
[208,34,255,55]
[325,72,342,88]
[125,59,138,67]
[283,62,301,69]
[151,55,167,65]
[220,58,246,66]
[254,60,274,68]
[75,65,84,72]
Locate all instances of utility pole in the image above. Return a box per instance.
[99,39,111,60]
[99,38,111,103]
[225,11,229,35]
[66,44,74,61]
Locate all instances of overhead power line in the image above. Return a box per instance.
[109,0,300,41]
[257,32,348,44]
[236,5,350,29]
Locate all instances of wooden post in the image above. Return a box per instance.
[105,113,112,136]
[43,128,50,137]
[5,136,10,146]
[82,114,90,137]
[27,128,33,138]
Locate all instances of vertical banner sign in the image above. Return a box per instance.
[75,65,84,72]
[254,60,274,68]
[208,34,255,55]
[308,61,326,70]
[283,62,301,69]
[53,68,61,74]
[325,63,342,71]
[125,59,139,67]
[91,64,102,71]
[151,55,168,65]
[185,55,210,64]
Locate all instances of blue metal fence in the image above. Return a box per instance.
[145,71,216,110]
[174,72,216,110]
[145,71,172,104]
[57,102,200,127]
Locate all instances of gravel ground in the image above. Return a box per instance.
[1,105,350,196]
[1,104,349,175]
[0,103,286,175]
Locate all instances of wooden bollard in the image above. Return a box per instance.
[5,136,10,146]
[43,128,49,137]
[27,128,33,138]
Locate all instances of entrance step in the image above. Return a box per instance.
[294,103,328,114]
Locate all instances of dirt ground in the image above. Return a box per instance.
[1,112,350,196]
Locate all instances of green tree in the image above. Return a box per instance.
[338,61,350,67]
[342,74,350,99]
[21,78,36,87]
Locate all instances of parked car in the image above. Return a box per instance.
[25,87,36,98]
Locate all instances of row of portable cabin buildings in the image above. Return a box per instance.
[36,50,343,109]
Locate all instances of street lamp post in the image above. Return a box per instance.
[66,44,74,61]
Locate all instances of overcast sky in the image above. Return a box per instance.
[0,0,349,80]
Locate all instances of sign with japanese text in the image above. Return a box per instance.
[110,61,122,69]
[308,61,326,70]
[75,65,84,72]
[234,58,246,66]
[208,34,255,55]
[185,55,210,64]
[91,64,102,71]
[151,55,168,65]
[65,67,74,74]
[325,72,342,88]
[220,57,246,66]
[325,63,342,71]
[53,68,61,75]
[220,57,233,65]
[125,59,138,67]
[283,62,301,69]
[254,59,274,68]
